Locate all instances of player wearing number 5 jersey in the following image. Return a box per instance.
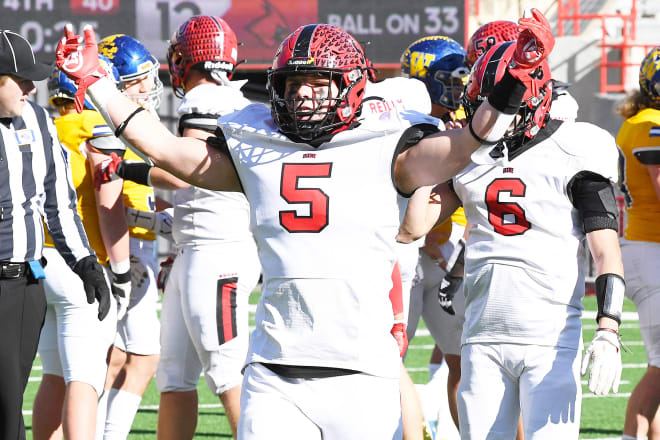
[615,46,660,440]
[417,39,625,439]
[55,11,556,438]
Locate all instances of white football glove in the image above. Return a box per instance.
[126,207,173,241]
[580,329,622,396]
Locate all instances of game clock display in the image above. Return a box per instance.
[0,0,134,62]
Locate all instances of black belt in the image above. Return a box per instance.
[0,261,28,279]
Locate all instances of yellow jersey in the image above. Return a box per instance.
[44,110,111,264]
[616,107,660,242]
[431,207,467,245]
[122,147,156,241]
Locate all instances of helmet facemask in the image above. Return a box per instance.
[428,65,470,110]
[122,66,163,113]
[269,68,364,142]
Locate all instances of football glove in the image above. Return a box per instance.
[126,207,173,241]
[580,328,622,396]
[438,274,462,316]
[55,24,107,113]
[110,259,131,321]
[157,255,175,292]
[391,320,408,357]
[94,152,123,191]
[72,255,111,321]
[512,8,555,70]
[129,255,149,291]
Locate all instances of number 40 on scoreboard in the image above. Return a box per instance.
[70,0,119,14]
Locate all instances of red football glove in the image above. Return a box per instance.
[512,8,555,70]
[55,24,108,113]
[157,255,175,292]
[391,321,408,357]
[94,152,123,191]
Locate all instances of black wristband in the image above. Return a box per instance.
[115,161,153,186]
[115,106,146,138]
[488,71,527,115]
[595,273,625,325]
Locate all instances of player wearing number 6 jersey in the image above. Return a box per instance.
[410,37,625,439]
[615,46,660,440]
[55,11,556,438]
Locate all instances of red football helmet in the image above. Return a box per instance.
[268,24,369,142]
[167,15,238,98]
[466,20,518,68]
[464,41,553,140]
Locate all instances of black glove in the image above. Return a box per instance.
[438,274,463,316]
[73,255,111,320]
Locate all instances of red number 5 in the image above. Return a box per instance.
[280,163,332,233]
[485,178,531,236]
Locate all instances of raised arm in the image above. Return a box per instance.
[56,25,240,192]
[395,8,555,193]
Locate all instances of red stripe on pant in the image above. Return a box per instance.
[216,277,238,344]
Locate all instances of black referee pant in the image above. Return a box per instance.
[0,275,46,440]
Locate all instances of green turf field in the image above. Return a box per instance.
[22,295,645,439]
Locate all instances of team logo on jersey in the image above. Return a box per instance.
[14,129,35,146]
[649,126,660,137]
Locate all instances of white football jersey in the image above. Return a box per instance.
[362,77,432,118]
[172,83,253,245]
[218,103,437,378]
[453,121,618,349]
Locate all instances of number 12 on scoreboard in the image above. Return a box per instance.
[70,0,119,14]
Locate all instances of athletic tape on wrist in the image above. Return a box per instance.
[469,101,517,144]
[110,258,131,277]
[595,273,625,325]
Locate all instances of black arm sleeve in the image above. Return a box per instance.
[567,171,619,233]
[487,71,527,115]
[115,161,152,186]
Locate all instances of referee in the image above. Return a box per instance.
[0,30,111,440]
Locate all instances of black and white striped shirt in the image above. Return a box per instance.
[0,100,93,268]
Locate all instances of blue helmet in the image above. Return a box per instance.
[400,36,469,110]
[639,46,660,107]
[48,55,119,111]
[98,34,163,111]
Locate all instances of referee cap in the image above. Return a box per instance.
[0,30,50,81]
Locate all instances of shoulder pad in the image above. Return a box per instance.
[177,83,251,117]
[554,122,618,182]
[88,135,126,156]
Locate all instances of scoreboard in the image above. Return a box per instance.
[0,0,465,68]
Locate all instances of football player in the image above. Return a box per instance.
[31,60,121,440]
[395,35,470,437]
[404,33,625,438]
[465,20,519,68]
[56,12,555,438]
[95,34,163,440]
[95,16,261,439]
[615,46,660,440]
